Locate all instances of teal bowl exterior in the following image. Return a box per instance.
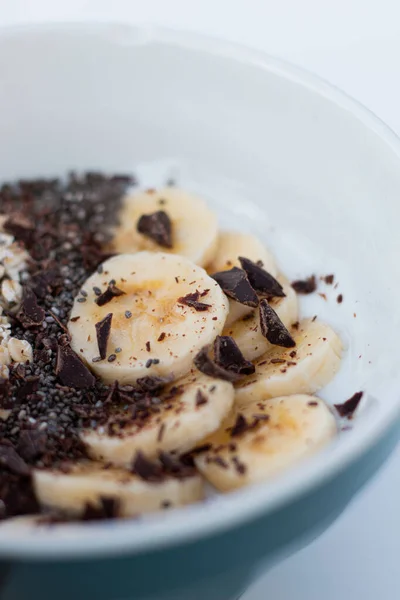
[1,417,398,600]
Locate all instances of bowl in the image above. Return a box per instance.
[0,22,399,600]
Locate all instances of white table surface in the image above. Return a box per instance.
[2,2,400,598]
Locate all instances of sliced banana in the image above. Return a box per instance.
[68,252,229,385]
[222,274,298,361]
[34,461,203,517]
[235,318,343,405]
[111,187,218,267]
[82,371,234,467]
[195,394,336,491]
[207,231,278,326]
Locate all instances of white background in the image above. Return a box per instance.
[2,2,400,599]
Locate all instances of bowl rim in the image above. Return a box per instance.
[0,20,400,560]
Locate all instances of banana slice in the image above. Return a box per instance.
[34,461,203,517]
[235,318,343,405]
[111,188,218,267]
[207,231,278,326]
[222,274,298,361]
[68,252,229,385]
[82,371,234,466]
[195,394,336,491]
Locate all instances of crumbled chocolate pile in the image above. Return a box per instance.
[0,173,134,518]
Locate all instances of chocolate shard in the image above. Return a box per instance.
[259,300,296,348]
[239,257,285,298]
[136,375,173,393]
[137,210,173,248]
[95,284,126,307]
[334,391,363,418]
[0,444,30,476]
[56,343,96,389]
[95,313,113,360]
[132,451,164,482]
[177,291,211,312]
[82,497,119,521]
[213,335,255,376]
[17,288,45,328]
[211,267,259,306]
[17,429,48,461]
[291,275,317,295]
[193,345,242,382]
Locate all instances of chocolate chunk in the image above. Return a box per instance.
[232,456,247,475]
[334,391,363,418]
[95,284,126,307]
[259,300,296,348]
[193,346,242,382]
[291,275,317,295]
[195,390,208,406]
[239,257,285,298]
[82,497,119,521]
[132,451,164,482]
[0,444,30,475]
[137,210,173,248]
[136,375,172,393]
[17,429,48,460]
[158,332,166,342]
[0,378,11,409]
[324,274,334,285]
[211,267,258,307]
[213,336,255,376]
[15,377,40,403]
[56,343,96,389]
[337,294,343,304]
[95,313,112,360]
[230,414,251,437]
[17,288,45,328]
[4,215,34,246]
[177,291,211,312]
[159,451,197,478]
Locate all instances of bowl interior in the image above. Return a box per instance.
[0,23,399,558]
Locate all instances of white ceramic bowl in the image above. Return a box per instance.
[0,23,399,600]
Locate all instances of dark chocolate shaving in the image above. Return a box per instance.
[193,346,241,382]
[17,288,45,328]
[211,267,258,306]
[95,284,126,307]
[56,343,96,389]
[95,313,113,360]
[213,336,255,376]
[137,210,173,248]
[291,275,317,295]
[177,291,211,312]
[259,300,296,348]
[334,391,363,418]
[239,257,285,298]
[0,378,11,409]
